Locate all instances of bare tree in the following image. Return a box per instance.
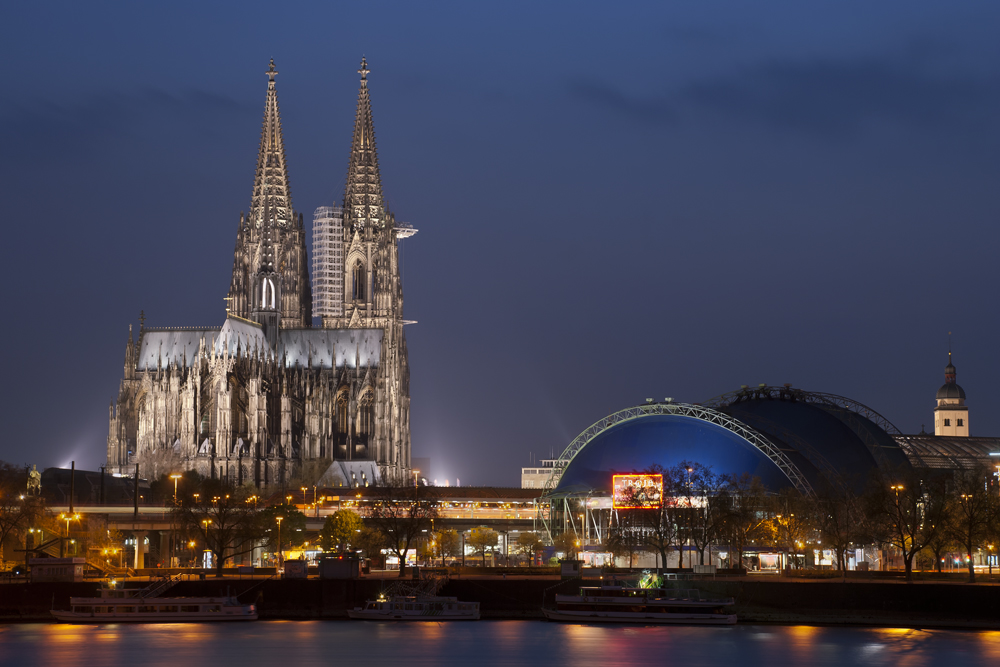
[809,482,861,579]
[364,475,437,577]
[682,463,727,566]
[951,465,993,583]
[720,473,769,570]
[870,467,948,582]
[173,483,261,576]
[605,509,646,569]
[766,487,814,570]
[0,462,42,568]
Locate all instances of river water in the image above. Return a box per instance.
[2,621,997,666]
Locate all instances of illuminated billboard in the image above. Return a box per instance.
[612,474,663,509]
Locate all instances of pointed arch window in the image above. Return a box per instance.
[336,390,350,437]
[358,390,375,439]
[352,261,366,301]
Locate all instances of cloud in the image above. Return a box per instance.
[685,59,999,135]
[0,88,246,162]
[571,53,1000,137]
[569,80,678,125]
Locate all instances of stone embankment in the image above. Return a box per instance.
[5,576,1000,628]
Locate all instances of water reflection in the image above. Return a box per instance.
[2,622,1000,667]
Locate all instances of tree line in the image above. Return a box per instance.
[599,461,1000,582]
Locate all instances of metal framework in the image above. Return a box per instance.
[543,401,812,496]
[535,401,814,543]
[703,385,904,471]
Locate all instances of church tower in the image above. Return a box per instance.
[934,352,969,437]
[228,59,311,329]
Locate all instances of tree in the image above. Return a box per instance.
[258,504,308,553]
[627,464,681,571]
[720,473,769,570]
[605,511,645,569]
[437,529,462,564]
[810,482,861,579]
[0,462,42,568]
[683,464,727,566]
[515,532,543,565]
[353,526,387,567]
[173,486,262,576]
[766,487,813,569]
[320,509,364,552]
[364,474,437,577]
[468,526,499,566]
[951,465,993,583]
[869,467,948,582]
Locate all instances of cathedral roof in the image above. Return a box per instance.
[136,319,382,370]
[278,328,382,369]
[137,328,221,370]
[343,57,385,234]
[215,317,267,356]
[249,59,293,231]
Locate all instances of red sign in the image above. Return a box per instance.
[612,474,663,509]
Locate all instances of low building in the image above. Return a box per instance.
[30,558,86,583]
[521,460,567,489]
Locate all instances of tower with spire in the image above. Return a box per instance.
[934,350,969,437]
[106,59,413,488]
[228,59,311,331]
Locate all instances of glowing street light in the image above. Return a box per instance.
[276,516,284,570]
[170,473,182,502]
[58,513,80,558]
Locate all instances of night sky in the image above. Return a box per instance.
[4,1,999,485]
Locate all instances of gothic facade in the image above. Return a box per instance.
[106,59,413,489]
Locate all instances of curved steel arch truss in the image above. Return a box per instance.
[541,401,814,497]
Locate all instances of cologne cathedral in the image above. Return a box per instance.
[106,59,413,489]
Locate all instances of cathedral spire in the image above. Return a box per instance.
[249,58,293,230]
[344,57,384,234]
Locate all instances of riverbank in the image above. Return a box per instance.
[4,577,1000,628]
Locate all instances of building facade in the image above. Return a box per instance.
[106,59,413,489]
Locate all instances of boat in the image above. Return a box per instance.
[348,593,480,621]
[51,576,257,623]
[542,583,736,625]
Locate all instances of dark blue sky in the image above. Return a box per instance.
[3,1,999,485]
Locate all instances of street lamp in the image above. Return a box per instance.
[412,469,421,487]
[276,516,284,571]
[170,474,182,502]
[58,513,80,558]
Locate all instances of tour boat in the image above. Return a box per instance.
[348,594,480,621]
[51,578,257,623]
[542,584,736,625]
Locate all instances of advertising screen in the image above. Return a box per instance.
[612,474,664,509]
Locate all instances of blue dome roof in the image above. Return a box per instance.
[554,414,793,495]
[552,390,910,497]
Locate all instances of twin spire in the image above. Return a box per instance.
[248,57,384,236]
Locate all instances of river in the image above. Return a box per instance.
[2,621,997,666]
